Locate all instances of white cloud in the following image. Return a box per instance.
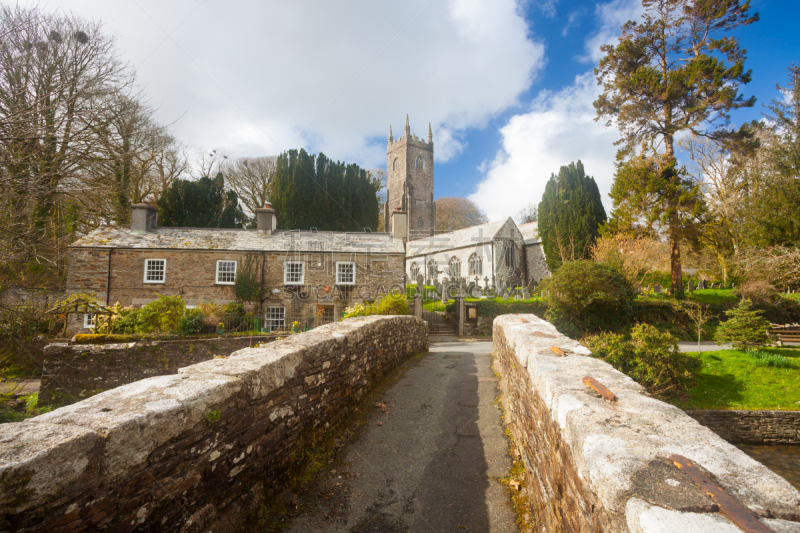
[582,0,643,62]
[34,0,544,169]
[468,73,619,221]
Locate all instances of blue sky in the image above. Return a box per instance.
[33,0,800,220]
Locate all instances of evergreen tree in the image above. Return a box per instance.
[538,161,607,272]
[269,149,380,231]
[714,299,771,350]
[157,173,244,228]
[595,0,758,296]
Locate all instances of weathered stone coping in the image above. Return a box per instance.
[687,410,800,445]
[493,314,800,533]
[0,315,428,532]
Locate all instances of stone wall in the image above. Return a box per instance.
[0,315,428,533]
[65,247,405,334]
[493,314,800,533]
[687,410,800,444]
[40,335,280,405]
[523,242,549,284]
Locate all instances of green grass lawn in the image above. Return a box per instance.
[638,288,738,306]
[667,348,800,411]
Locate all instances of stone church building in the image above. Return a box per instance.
[384,117,550,289]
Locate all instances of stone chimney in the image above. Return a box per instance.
[255,201,278,235]
[391,207,408,242]
[130,203,158,233]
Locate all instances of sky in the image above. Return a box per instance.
[27,0,800,221]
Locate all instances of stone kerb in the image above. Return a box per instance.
[0,315,427,532]
[493,314,800,533]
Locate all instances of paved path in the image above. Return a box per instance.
[677,341,733,353]
[284,340,518,533]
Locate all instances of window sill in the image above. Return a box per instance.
[215,282,236,286]
[143,281,165,284]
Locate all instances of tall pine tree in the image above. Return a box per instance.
[157,173,244,228]
[538,161,607,272]
[595,0,758,296]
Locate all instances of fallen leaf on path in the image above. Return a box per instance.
[377,421,383,426]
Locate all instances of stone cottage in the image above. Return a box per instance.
[66,203,407,334]
[405,217,550,291]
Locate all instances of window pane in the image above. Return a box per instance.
[337,263,355,284]
[146,260,165,282]
[217,261,236,283]
[285,262,304,284]
[266,306,285,331]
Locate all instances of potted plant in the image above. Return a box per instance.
[290,320,300,333]
[217,321,225,335]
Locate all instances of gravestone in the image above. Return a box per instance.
[687,280,694,293]
[699,280,707,289]
[654,283,663,294]
[502,293,509,301]
[522,289,531,300]
[416,274,425,288]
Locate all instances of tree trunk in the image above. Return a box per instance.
[670,230,683,297]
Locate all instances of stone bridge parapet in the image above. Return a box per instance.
[493,314,800,533]
[0,315,427,532]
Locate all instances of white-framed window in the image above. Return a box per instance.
[144,259,166,283]
[416,156,424,169]
[284,261,305,285]
[336,261,356,285]
[468,253,483,276]
[216,260,237,285]
[410,262,419,279]
[449,256,461,277]
[84,313,95,329]
[265,306,285,332]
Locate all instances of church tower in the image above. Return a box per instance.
[384,115,435,239]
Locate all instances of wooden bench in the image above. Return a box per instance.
[769,325,800,346]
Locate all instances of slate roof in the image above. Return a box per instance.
[517,221,541,244]
[69,226,405,254]
[406,218,511,257]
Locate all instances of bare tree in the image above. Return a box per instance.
[0,5,133,279]
[435,197,488,231]
[221,156,277,216]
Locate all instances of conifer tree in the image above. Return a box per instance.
[538,161,607,272]
[595,0,758,296]
[157,173,244,228]
[269,149,379,231]
[714,298,771,350]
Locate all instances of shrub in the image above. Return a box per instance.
[177,309,206,335]
[714,299,772,350]
[223,301,246,316]
[584,324,700,396]
[0,303,60,376]
[735,280,779,306]
[541,260,636,336]
[343,294,409,319]
[136,295,186,333]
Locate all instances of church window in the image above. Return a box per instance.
[392,158,398,171]
[427,259,437,280]
[418,217,423,229]
[410,262,419,280]
[468,253,482,276]
[504,245,515,268]
[449,256,461,277]
[415,156,424,170]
